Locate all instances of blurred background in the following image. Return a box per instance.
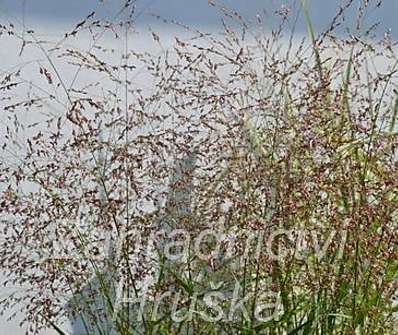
[0,0,397,35]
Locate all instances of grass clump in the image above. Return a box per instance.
[0,1,397,334]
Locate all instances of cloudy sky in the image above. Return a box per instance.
[0,0,397,35]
